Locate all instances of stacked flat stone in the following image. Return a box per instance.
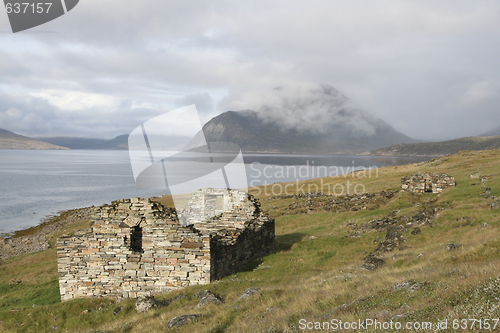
[57,189,274,301]
[401,172,456,194]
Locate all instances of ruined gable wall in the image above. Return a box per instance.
[57,198,211,301]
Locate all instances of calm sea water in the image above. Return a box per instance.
[0,150,429,234]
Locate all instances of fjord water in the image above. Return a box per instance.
[0,150,428,234]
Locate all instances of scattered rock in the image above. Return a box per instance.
[197,295,224,308]
[469,172,481,179]
[492,201,500,210]
[411,228,421,235]
[195,290,224,308]
[239,287,261,300]
[345,230,361,238]
[394,280,426,292]
[166,294,187,303]
[391,313,407,320]
[194,290,218,300]
[265,306,280,312]
[135,296,168,313]
[396,303,410,311]
[113,306,123,316]
[481,222,489,228]
[453,217,473,228]
[330,303,350,313]
[254,265,271,271]
[0,207,94,262]
[49,326,59,331]
[446,243,462,251]
[360,253,385,271]
[167,314,204,330]
[374,310,391,319]
[417,253,424,258]
[268,190,397,215]
[375,226,406,252]
[322,303,352,318]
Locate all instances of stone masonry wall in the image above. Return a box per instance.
[401,172,456,194]
[57,189,274,301]
[192,191,275,280]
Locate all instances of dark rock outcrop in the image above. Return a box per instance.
[167,314,204,330]
[239,287,261,300]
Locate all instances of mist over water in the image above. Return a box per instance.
[0,150,428,234]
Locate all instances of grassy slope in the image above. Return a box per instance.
[0,129,69,150]
[0,150,499,332]
[368,135,500,157]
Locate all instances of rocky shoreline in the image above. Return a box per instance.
[0,207,94,262]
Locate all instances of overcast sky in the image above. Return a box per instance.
[0,0,499,140]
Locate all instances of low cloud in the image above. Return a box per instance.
[220,83,378,136]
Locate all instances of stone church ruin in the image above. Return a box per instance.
[57,189,274,301]
[401,172,456,194]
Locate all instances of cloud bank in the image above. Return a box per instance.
[221,83,378,136]
[0,0,499,140]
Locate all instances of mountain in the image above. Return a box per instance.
[36,137,107,149]
[480,125,500,137]
[190,110,418,154]
[367,135,500,156]
[91,135,128,150]
[37,135,129,150]
[0,129,68,150]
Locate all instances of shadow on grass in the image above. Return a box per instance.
[243,233,306,272]
[275,232,306,252]
[244,259,264,271]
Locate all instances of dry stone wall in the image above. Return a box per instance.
[401,172,456,194]
[57,189,274,301]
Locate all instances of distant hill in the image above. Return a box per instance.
[91,135,128,150]
[36,137,107,149]
[37,135,128,150]
[0,129,68,150]
[480,125,500,137]
[367,135,500,157]
[188,110,418,154]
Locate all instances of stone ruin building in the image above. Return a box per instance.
[401,172,456,194]
[57,189,275,301]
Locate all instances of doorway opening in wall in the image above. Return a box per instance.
[130,226,143,252]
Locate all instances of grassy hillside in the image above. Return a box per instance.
[367,135,500,157]
[0,129,68,150]
[0,150,499,332]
